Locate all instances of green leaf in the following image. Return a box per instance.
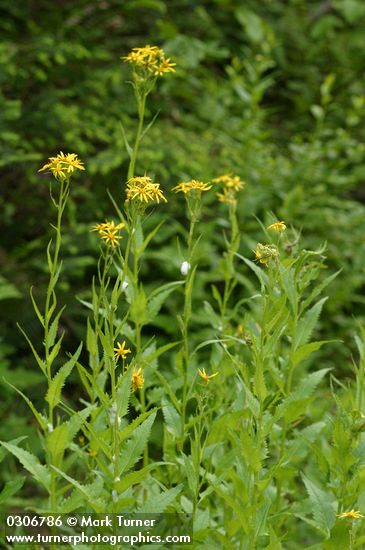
[162,398,181,437]
[116,368,132,418]
[58,489,84,513]
[3,379,47,430]
[146,281,184,323]
[17,323,46,376]
[235,253,269,288]
[119,120,133,158]
[115,462,165,494]
[294,298,327,350]
[138,484,182,513]
[52,467,106,512]
[119,411,156,475]
[0,477,25,505]
[0,441,50,491]
[47,306,66,349]
[302,474,336,535]
[29,286,44,326]
[292,340,334,367]
[47,424,68,467]
[47,333,65,369]
[46,342,82,409]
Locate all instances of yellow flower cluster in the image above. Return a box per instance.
[255,243,279,266]
[91,220,125,248]
[126,176,167,204]
[213,173,245,205]
[39,152,85,180]
[122,45,176,77]
[172,180,212,194]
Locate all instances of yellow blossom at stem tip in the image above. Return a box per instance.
[121,45,175,77]
[114,341,131,361]
[126,176,167,204]
[172,180,212,194]
[38,151,84,179]
[255,243,279,266]
[131,367,144,391]
[91,220,125,248]
[267,220,286,233]
[198,368,218,384]
[336,510,364,520]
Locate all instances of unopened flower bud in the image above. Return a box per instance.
[180,261,190,276]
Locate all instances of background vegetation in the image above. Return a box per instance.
[1,0,365,547]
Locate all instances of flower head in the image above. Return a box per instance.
[114,341,131,361]
[122,45,175,78]
[172,180,212,194]
[216,187,237,206]
[267,220,286,233]
[213,173,245,205]
[39,151,84,180]
[255,243,279,266]
[126,176,167,204]
[213,174,245,192]
[131,367,144,391]
[336,510,364,520]
[91,220,125,248]
[198,368,218,384]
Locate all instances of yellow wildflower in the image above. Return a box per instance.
[126,176,167,204]
[39,151,84,179]
[122,45,175,77]
[198,368,218,384]
[131,367,144,391]
[216,188,237,205]
[267,221,286,233]
[255,243,279,266]
[172,180,212,194]
[114,341,131,361]
[89,450,97,458]
[91,220,125,248]
[100,229,122,248]
[336,510,364,520]
[154,58,176,76]
[213,174,245,192]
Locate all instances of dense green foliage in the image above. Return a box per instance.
[1,1,365,548]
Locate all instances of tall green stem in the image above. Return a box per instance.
[127,91,147,180]
[44,178,69,518]
[180,217,196,443]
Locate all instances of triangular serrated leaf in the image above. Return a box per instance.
[302,474,336,535]
[119,411,156,475]
[46,342,82,409]
[0,441,50,491]
[138,484,182,513]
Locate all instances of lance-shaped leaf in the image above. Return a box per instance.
[46,342,82,409]
[0,441,50,491]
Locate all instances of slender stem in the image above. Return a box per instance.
[180,217,196,443]
[127,91,147,180]
[43,178,69,531]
